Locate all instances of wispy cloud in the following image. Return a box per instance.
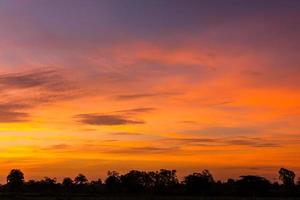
[183,126,260,136]
[0,111,29,123]
[42,144,70,151]
[74,107,153,126]
[0,102,31,110]
[109,132,144,136]
[206,101,234,107]
[226,139,280,147]
[115,92,180,100]
[113,107,156,114]
[0,102,31,122]
[75,114,144,126]
[163,136,281,148]
[0,68,83,123]
[0,68,70,91]
[104,146,180,154]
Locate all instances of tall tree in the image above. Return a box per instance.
[105,171,121,192]
[62,177,73,188]
[184,169,214,195]
[279,168,295,187]
[74,174,88,185]
[7,169,25,192]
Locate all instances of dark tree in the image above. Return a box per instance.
[74,174,88,185]
[223,178,237,196]
[0,167,300,197]
[156,169,178,186]
[7,169,24,191]
[154,169,178,193]
[279,168,295,187]
[90,178,102,185]
[89,178,103,193]
[121,170,148,193]
[105,171,121,192]
[184,169,214,195]
[236,175,271,196]
[41,177,57,185]
[143,171,156,190]
[39,177,58,193]
[227,178,235,184]
[62,177,73,188]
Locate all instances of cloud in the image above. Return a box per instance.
[75,114,144,126]
[43,144,70,150]
[227,139,280,148]
[109,132,144,136]
[0,68,84,123]
[0,67,77,93]
[226,138,281,147]
[115,92,180,100]
[184,126,260,136]
[0,68,81,103]
[74,107,153,126]
[179,120,199,125]
[163,135,281,148]
[206,101,234,107]
[0,68,68,91]
[105,146,180,154]
[114,107,155,114]
[0,102,31,123]
[0,102,31,110]
[0,111,29,123]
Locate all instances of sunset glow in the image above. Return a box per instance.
[0,0,300,183]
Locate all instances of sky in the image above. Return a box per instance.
[0,0,300,183]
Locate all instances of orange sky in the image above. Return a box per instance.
[0,0,300,183]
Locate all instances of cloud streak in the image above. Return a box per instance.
[163,136,281,148]
[103,146,180,154]
[0,111,29,123]
[0,68,84,123]
[115,92,180,100]
[75,114,144,126]
[0,103,31,123]
[0,68,69,91]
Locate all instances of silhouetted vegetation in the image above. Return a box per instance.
[0,168,300,198]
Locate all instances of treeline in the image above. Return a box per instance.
[1,168,300,197]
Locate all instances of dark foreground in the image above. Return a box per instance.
[1,195,300,200]
[2,168,300,199]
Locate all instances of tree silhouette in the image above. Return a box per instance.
[90,178,102,185]
[6,169,24,191]
[236,175,271,196]
[1,167,300,197]
[41,177,57,185]
[105,171,121,192]
[39,177,58,193]
[184,169,214,195]
[279,168,295,187]
[121,170,148,193]
[154,169,178,193]
[62,177,73,188]
[74,173,88,185]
